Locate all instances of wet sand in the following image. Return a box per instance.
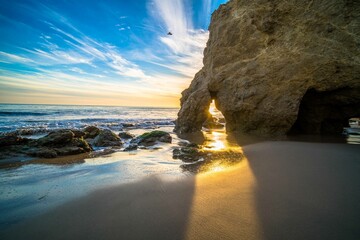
[2,141,360,240]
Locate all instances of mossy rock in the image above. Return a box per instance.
[139,130,169,139]
[134,131,172,146]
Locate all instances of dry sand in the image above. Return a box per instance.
[2,141,360,240]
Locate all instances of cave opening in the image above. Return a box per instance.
[288,88,360,135]
[203,99,226,130]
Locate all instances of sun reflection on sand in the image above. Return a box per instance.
[203,129,240,152]
[184,155,263,240]
[204,131,227,151]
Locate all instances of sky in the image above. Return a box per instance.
[0,0,228,107]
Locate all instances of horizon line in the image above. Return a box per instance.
[0,102,180,109]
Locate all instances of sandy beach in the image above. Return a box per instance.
[2,140,359,240]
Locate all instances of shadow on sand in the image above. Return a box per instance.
[1,176,196,240]
[244,141,360,240]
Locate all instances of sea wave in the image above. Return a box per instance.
[0,104,178,135]
[0,119,176,136]
[0,111,54,116]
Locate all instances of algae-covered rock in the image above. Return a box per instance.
[133,131,172,146]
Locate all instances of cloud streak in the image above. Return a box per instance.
[0,0,229,106]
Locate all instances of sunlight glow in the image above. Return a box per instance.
[205,131,227,151]
[208,99,217,116]
[207,162,226,173]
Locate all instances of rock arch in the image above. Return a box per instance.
[175,0,360,136]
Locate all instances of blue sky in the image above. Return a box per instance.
[0,0,228,107]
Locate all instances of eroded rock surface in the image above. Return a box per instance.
[32,130,92,158]
[176,0,360,135]
[0,130,92,161]
[84,126,101,139]
[132,131,172,146]
[93,129,122,147]
[119,131,135,139]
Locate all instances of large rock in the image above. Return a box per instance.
[31,131,92,158]
[0,133,28,147]
[176,0,360,135]
[37,130,74,146]
[133,131,172,146]
[0,130,92,161]
[119,131,135,139]
[93,129,122,147]
[83,126,101,139]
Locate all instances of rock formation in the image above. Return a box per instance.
[93,129,122,147]
[176,0,360,135]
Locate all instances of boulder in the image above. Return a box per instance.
[175,0,360,136]
[133,131,172,146]
[93,129,122,147]
[83,126,101,139]
[173,147,201,162]
[30,148,58,158]
[70,129,86,138]
[30,132,92,158]
[178,141,199,148]
[119,131,135,139]
[70,138,92,152]
[0,133,28,147]
[0,130,92,162]
[55,146,87,156]
[123,143,138,151]
[37,130,74,146]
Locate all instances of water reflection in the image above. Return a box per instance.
[203,128,240,151]
[204,131,226,151]
[179,128,244,174]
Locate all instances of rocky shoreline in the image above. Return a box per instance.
[0,126,243,172]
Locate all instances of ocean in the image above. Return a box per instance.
[0,104,187,229]
[0,104,178,135]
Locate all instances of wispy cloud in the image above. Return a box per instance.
[0,0,228,106]
[144,0,210,86]
[0,51,33,64]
